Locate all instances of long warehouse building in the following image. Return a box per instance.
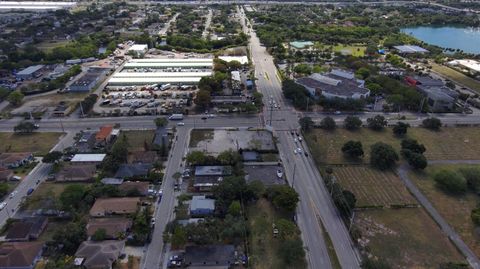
[123,58,213,70]
[112,71,212,78]
[108,77,204,86]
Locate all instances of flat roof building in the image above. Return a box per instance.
[290,41,314,49]
[128,44,148,57]
[448,59,480,74]
[394,45,429,54]
[69,70,105,92]
[15,65,44,80]
[218,56,248,65]
[296,69,370,100]
[71,154,106,164]
[108,77,204,86]
[123,62,213,69]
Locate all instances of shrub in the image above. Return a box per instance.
[434,170,467,194]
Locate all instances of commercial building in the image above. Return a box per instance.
[15,65,44,80]
[218,56,249,65]
[70,154,106,165]
[393,45,429,54]
[123,58,213,70]
[296,69,370,99]
[405,75,458,112]
[108,71,212,86]
[290,41,314,50]
[69,70,105,92]
[448,59,480,74]
[0,1,76,11]
[128,44,148,57]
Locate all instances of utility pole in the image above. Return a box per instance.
[269,103,274,125]
[59,117,65,133]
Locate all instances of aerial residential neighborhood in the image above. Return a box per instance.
[0,1,480,269]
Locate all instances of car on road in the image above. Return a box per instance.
[298,137,303,142]
[0,202,6,210]
[201,116,207,120]
[33,124,39,129]
[9,191,18,199]
[290,130,294,136]
[297,148,303,153]
[294,138,298,143]
[304,152,309,157]
[207,114,216,118]
[177,122,185,126]
[294,149,298,154]
[295,131,300,136]
[27,188,34,195]
[150,217,156,226]
[334,111,342,115]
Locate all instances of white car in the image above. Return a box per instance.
[294,138,298,143]
[0,202,6,210]
[294,149,298,154]
[150,218,156,226]
[298,137,303,142]
[177,122,185,126]
[9,191,18,199]
[297,148,303,153]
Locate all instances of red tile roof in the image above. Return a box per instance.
[95,125,113,141]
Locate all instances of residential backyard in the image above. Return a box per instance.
[409,164,480,257]
[305,127,480,164]
[0,132,62,155]
[332,165,416,208]
[355,208,465,268]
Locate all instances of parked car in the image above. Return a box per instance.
[177,122,185,126]
[0,202,7,210]
[27,188,34,195]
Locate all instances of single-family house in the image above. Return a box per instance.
[74,240,125,269]
[89,197,140,217]
[86,218,132,240]
[5,217,48,242]
[190,196,215,216]
[70,154,106,165]
[114,164,152,179]
[0,242,44,269]
[95,125,113,145]
[56,164,96,182]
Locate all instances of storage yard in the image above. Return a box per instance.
[97,57,214,115]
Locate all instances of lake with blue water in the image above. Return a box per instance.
[400,26,480,54]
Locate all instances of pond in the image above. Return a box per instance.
[401,26,480,54]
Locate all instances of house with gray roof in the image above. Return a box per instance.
[74,240,125,269]
[114,163,152,179]
[190,196,215,216]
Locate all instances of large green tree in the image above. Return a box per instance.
[370,142,398,170]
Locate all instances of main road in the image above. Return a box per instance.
[239,6,360,268]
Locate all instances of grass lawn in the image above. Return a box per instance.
[0,132,62,155]
[333,44,366,57]
[409,164,480,257]
[305,127,480,164]
[22,182,76,210]
[189,129,214,147]
[120,130,155,152]
[247,198,306,269]
[36,40,71,52]
[355,208,465,268]
[333,165,416,208]
[430,62,480,94]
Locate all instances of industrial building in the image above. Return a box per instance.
[107,58,213,86]
[69,70,106,92]
[296,69,370,100]
[15,65,44,80]
[0,1,76,11]
[448,59,480,74]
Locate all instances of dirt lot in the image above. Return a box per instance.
[11,92,87,117]
[332,165,416,208]
[305,127,480,164]
[0,132,62,155]
[355,208,465,268]
[409,164,480,257]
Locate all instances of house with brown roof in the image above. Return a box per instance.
[95,125,113,145]
[127,151,157,164]
[86,218,132,239]
[74,240,125,269]
[89,197,140,217]
[0,169,13,182]
[0,242,43,269]
[118,181,149,196]
[5,217,48,242]
[56,164,96,182]
[0,153,33,169]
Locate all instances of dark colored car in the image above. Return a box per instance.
[27,188,34,195]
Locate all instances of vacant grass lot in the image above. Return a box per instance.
[22,182,75,211]
[305,127,480,164]
[333,166,416,208]
[247,198,306,269]
[356,208,464,268]
[431,62,480,94]
[410,164,480,257]
[189,129,214,147]
[121,130,155,152]
[36,40,71,52]
[0,132,62,155]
